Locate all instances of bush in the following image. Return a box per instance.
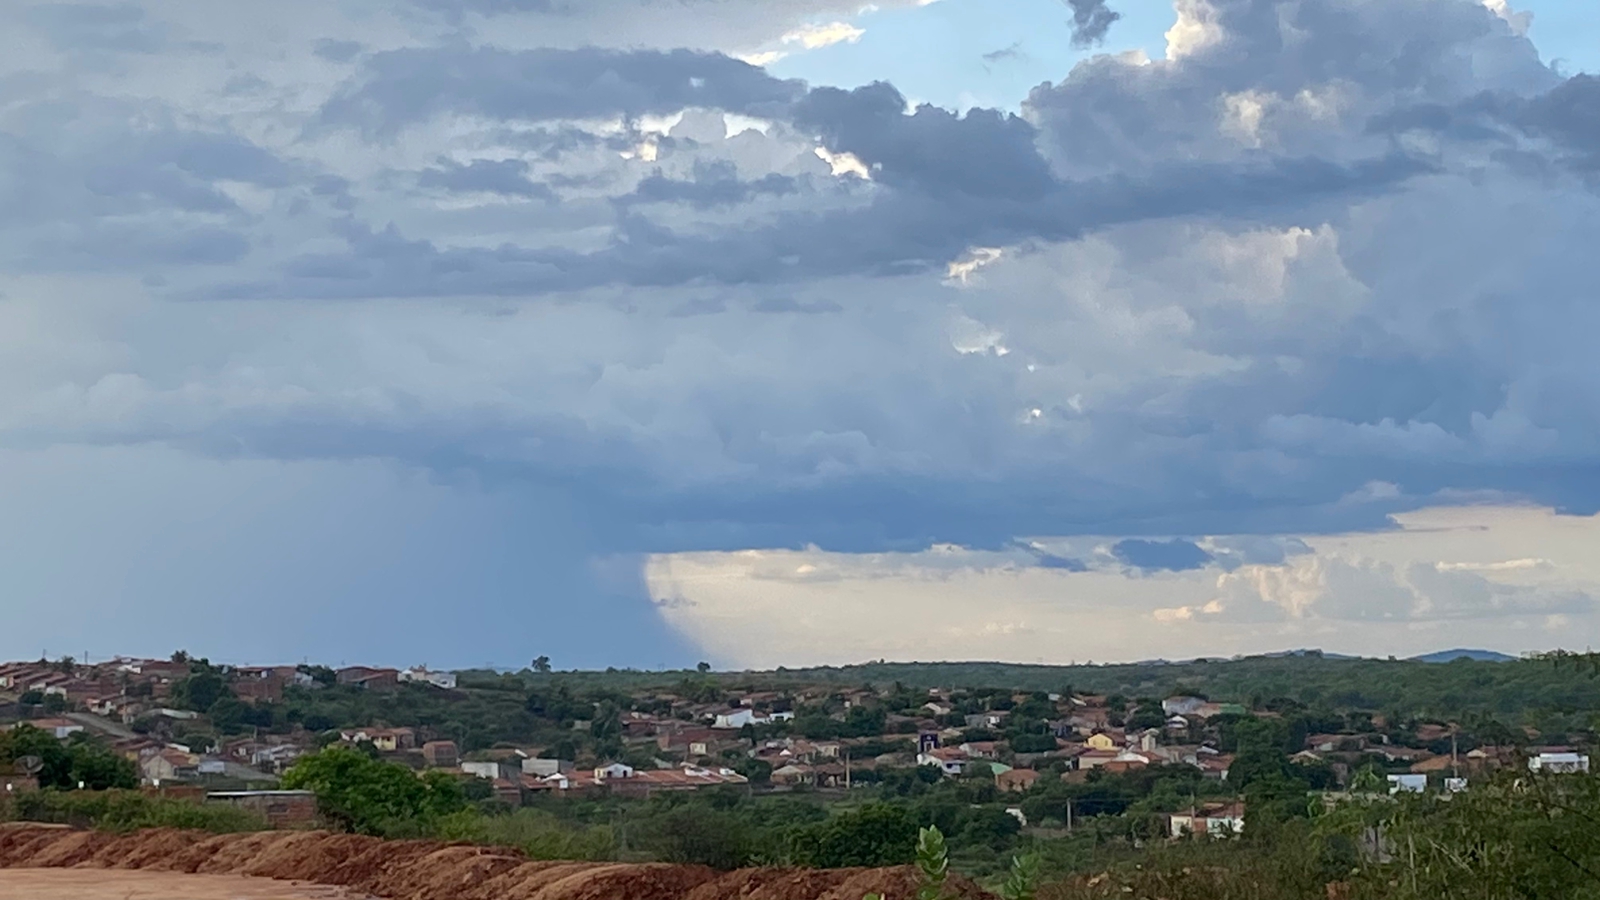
[3,790,266,834]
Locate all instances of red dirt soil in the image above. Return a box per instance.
[0,825,992,900]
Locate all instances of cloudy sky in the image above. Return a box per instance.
[2,0,1598,669]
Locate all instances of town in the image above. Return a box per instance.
[2,651,1591,842]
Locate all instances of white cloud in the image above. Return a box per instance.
[782,21,866,50]
[651,506,1600,667]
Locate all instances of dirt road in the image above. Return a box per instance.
[0,869,374,900]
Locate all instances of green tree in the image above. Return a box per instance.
[531,656,552,673]
[281,746,464,835]
[794,803,919,867]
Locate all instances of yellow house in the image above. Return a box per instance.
[1086,732,1117,751]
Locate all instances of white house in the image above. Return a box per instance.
[714,709,760,729]
[917,749,967,776]
[713,709,793,729]
[594,763,635,782]
[1388,774,1427,794]
[1529,752,1590,774]
[399,667,458,690]
[461,761,501,780]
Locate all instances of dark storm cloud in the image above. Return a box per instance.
[417,158,557,200]
[624,160,800,210]
[1064,0,1120,48]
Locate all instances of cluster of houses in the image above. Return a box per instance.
[7,655,1595,832]
[0,656,462,793]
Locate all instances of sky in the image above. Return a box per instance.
[1,0,1598,670]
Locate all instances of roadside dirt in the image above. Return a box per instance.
[0,869,375,900]
[0,825,993,900]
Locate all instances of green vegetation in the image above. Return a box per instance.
[0,724,137,790]
[0,789,267,833]
[280,745,467,835]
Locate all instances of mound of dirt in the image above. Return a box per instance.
[0,826,992,900]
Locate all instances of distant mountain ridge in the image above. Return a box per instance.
[1409,648,1518,663]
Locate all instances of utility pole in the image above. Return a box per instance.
[1065,799,1072,833]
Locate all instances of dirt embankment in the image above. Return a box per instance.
[0,825,992,900]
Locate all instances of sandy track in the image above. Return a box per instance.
[0,869,374,899]
[0,825,992,900]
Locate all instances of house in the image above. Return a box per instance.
[812,762,849,789]
[996,768,1040,793]
[462,760,522,781]
[141,748,200,785]
[522,758,574,777]
[1529,751,1590,773]
[399,667,458,690]
[231,678,283,705]
[1103,750,1152,774]
[959,741,1000,759]
[2,775,39,794]
[1166,714,1190,731]
[1388,774,1427,794]
[1075,748,1120,770]
[923,701,954,717]
[1169,801,1245,838]
[422,741,460,768]
[964,711,1009,729]
[10,718,85,740]
[595,762,636,782]
[1411,755,1458,774]
[597,765,750,798]
[335,667,400,691]
[1135,729,1161,752]
[1306,734,1362,753]
[917,748,968,776]
[339,727,416,752]
[1197,754,1234,780]
[712,708,793,729]
[772,764,815,787]
[1085,732,1118,751]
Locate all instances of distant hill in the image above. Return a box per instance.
[1410,649,1517,663]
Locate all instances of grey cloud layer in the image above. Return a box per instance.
[2,0,1597,566]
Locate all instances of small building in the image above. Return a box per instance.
[771,763,814,787]
[339,727,416,752]
[996,768,1040,793]
[1388,774,1427,794]
[206,790,318,828]
[917,748,968,776]
[1085,732,1118,751]
[399,667,458,690]
[522,758,574,777]
[11,718,85,740]
[461,760,520,781]
[1529,751,1591,774]
[1169,801,1245,838]
[141,748,200,785]
[1075,748,1120,770]
[422,741,460,768]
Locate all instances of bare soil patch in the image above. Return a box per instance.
[0,825,992,900]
